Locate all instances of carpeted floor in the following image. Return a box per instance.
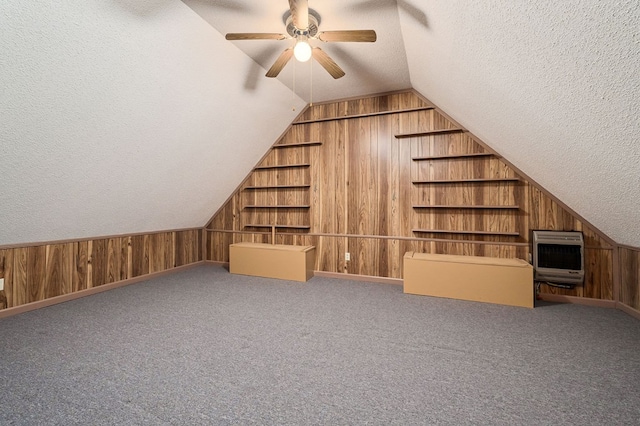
[1,264,639,425]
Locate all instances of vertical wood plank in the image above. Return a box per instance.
[106,238,121,284]
[61,243,73,295]
[3,249,14,308]
[45,244,64,299]
[131,235,147,278]
[91,239,107,287]
[0,250,7,309]
[377,115,391,277]
[12,248,28,306]
[620,248,639,310]
[27,246,46,303]
[73,241,89,292]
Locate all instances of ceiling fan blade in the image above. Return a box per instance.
[312,47,345,79]
[266,48,294,78]
[225,33,287,41]
[317,30,377,43]
[289,0,309,30]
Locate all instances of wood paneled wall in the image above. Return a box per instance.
[0,229,201,311]
[206,91,615,300]
[620,247,640,310]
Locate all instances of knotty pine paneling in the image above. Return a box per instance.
[0,229,201,311]
[620,247,640,310]
[206,91,614,300]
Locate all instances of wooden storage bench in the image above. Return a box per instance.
[403,252,534,308]
[229,242,316,282]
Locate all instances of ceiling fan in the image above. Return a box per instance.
[225,0,377,79]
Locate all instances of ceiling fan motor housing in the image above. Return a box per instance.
[286,13,319,38]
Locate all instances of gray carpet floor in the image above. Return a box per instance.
[0,264,639,425]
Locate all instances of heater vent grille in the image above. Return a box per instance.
[532,231,584,285]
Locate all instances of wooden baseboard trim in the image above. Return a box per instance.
[204,260,229,267]
[0,261,205,319]
[203,262,402,286]
[616,302,640,321]
[537,293,616,308]
[313,271,403,286]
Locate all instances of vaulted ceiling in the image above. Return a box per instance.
[1,1,639,247]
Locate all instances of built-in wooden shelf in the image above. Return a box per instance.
[254,163,311,170]
[412,178,520,184]
[413,153,495,161]
[244,224,311,230]
[243,184,311,190]
[272,141,322,149]
[396,128,464,139]
[244,205,311,209]
[412,205,520,210]
[413,229,520,237]
[293,106,435,125]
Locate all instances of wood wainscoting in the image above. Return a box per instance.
[0,229,202,312]
[205,90,615,303]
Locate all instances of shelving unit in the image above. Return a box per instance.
[400,126,522,241]
[240,141,322,233]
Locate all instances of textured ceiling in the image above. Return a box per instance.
[1,0,639,247]
[400,0,640,247]
[0,0,304,245]
[181,0,412,102]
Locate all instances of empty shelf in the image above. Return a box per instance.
[412,178,520,184]
[243,184,311,190]
[412,205,520,210]
[272,141,322,148]
[412,153,495,161]
[244,224,311,230]
[396,128,464,138]
[244,205,311,209]
[254,163,311,170]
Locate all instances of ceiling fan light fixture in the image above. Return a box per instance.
[293,39,312,62]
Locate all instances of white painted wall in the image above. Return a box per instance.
[0,0,304,246]
[400,0,640,246]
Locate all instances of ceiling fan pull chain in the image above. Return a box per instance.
[310,58,313,107]
[292,54,296,111]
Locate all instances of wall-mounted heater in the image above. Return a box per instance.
[532,230,584,286]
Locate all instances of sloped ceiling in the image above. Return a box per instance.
[1,1,639,247]
[0,0,304,246]
[181,0,412,102]
[399,1,640,247]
